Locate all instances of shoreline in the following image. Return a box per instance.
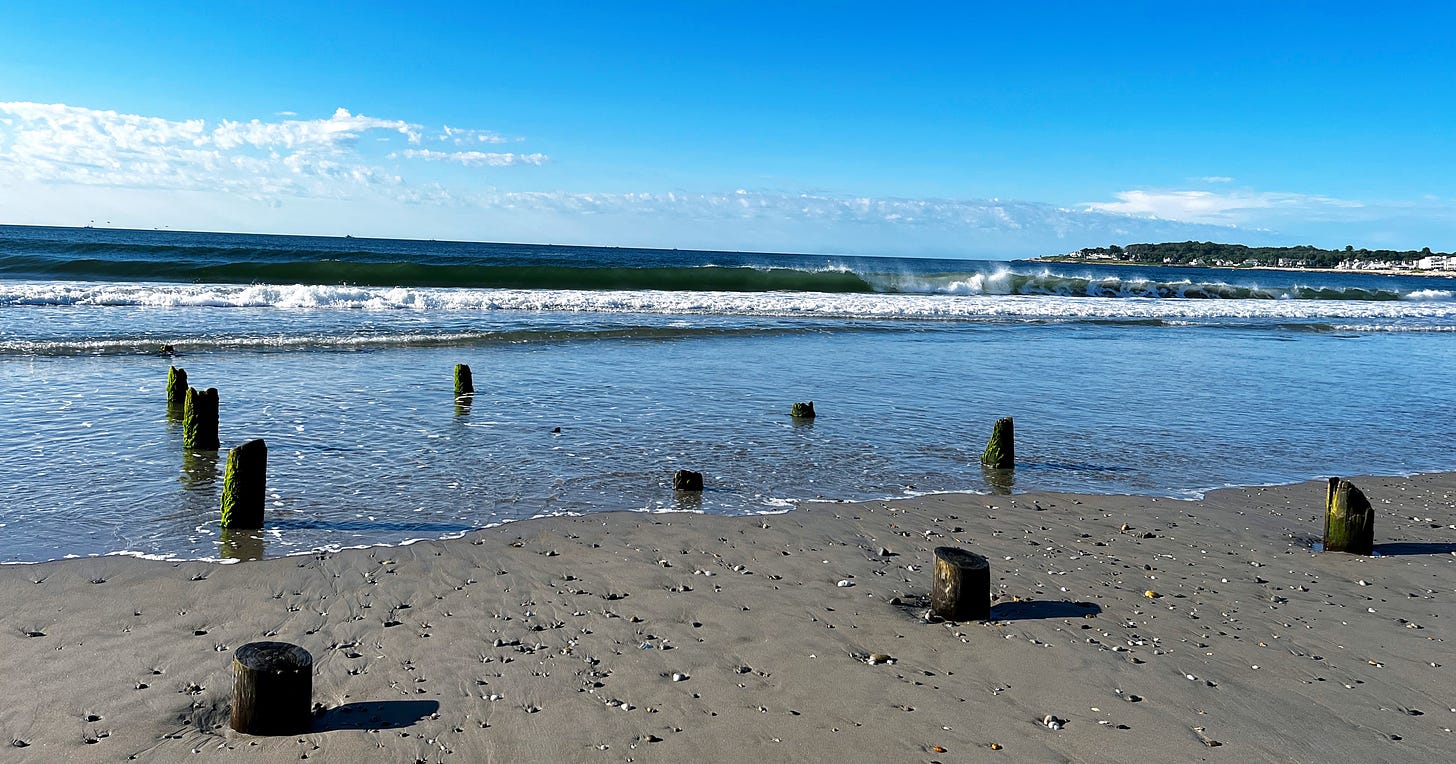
[1022,257,1456,279]
[3,474,1454,761]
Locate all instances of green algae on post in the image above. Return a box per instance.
[221,438,267,530]
[166,366,188,406]
[182,387,220,450]
[980,416,1015,469]
[454,363,474,398]
[790,401,816,418]
[1323,477,1374,555]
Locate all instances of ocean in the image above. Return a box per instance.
[2,224,1453,563]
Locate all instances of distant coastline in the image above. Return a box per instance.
[1026,241,1456,279]
[1023,256,1456,279]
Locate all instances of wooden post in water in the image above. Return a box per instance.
[673,469,704,491]
[230,641,313,735]
[454,364,474,397]
[221,439,267,530]
[980,416,1014,469]
[166,366,188,406]
[1323,477,1374,555]
[182,387,220,450]
[931,546,990,621]
[790,401,816,419]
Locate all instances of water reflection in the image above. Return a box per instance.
[180,450,219,492]
[219,528,266,561]
[981,466,1015,495]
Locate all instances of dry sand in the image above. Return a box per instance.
[2,474,1454,763]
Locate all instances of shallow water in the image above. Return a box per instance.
[3,225,1455,561]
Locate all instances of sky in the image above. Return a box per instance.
[2,1,1455,258]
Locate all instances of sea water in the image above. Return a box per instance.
[2,224,1454,562]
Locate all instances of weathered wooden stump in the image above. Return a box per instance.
[980,416,1014,469]
[221,439,267,529]
[166,366,189,405]
[790,401,816,418]
[1323,477,1374,555]
[454,364,474,397]
[230,641,313,735]
[931,546,990,621]
[182,387,220,450]
[673,469,704,491]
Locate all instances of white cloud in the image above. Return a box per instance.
[1084,189,1364,225]
[1197,176,1234,183]
[391,148,548,167]
[440,125,514,145]
[0,102,536,201]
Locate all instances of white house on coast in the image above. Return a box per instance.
[1417,255,1455,271]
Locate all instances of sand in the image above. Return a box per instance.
[2,473,1454,762]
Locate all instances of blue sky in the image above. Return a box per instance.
[2,1,1454,257]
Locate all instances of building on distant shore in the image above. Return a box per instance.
[1417,255,1455,271]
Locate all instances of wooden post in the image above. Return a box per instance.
[790,401,816,418]
[931,546,990,621]
[182,387,220,450]
[1323,477,1374,555]
[673,470,704,491]
[980,416,1014,469]
[230,641,313,735]
[221,439,267,529]
[454,364,474,397]
[166,366,188,406]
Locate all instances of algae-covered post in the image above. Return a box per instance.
[1323,477,1374,555]
[931,546,990,621]
[182,387,220,450]
[790,401,816,419]
[980,416,1015,469]
[221,439,267,530]
[454,364,474,398]
[166,366,188,406]
[230,641,313,735]
[673,470,704,491]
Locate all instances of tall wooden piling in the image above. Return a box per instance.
[454,364,474,397]
[931,546,990,621]
[182,387,220,450]
[221,439,267,530]
[980,416,1014,469]
[1323,477,1374,555]
[230,641,313,735]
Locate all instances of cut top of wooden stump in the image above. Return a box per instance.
[933,546,989,572]
[235,641,312,673]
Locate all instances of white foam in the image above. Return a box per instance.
[5,281,1456,329]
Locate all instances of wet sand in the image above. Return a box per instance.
[2,474,1453,762]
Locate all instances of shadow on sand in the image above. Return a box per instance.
[989,600,1102,620]
[1372,542,1456,557]
[314,700,439,732]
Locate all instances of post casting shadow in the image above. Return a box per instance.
[314,700,439,732]
[989,600,1102,620]
[1372,542,1456,557]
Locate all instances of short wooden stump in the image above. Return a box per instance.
[931,546,990,621]
[230,641,313,735]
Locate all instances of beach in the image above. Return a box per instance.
[3,473,1453,762]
